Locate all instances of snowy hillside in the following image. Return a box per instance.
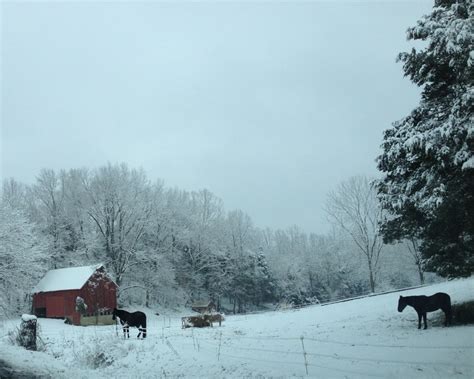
[1,278,473,378]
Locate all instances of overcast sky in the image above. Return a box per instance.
[1,0,432,234]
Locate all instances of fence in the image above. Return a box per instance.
[80,314,114,326]
[167,330,474,377]
[241,283,432,316]
[20,319,474,378]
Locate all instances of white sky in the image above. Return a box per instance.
[1,1,432,234]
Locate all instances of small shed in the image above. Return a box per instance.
[32,264,117,326]
[191,300,216,314]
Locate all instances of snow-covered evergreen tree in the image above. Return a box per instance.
[377,0,473,277]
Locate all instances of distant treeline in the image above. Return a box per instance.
[1,164,425,316]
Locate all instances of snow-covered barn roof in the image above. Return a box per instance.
[33,264,111,293]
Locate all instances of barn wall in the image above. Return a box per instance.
[32,290,80,319]
[79,273,117,316]
[32,292,46,308]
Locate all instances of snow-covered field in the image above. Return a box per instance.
[1,278,473,378]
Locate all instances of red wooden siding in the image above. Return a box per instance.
[79,272,117,315]
[33,289,80,317]
[46,296,65,317]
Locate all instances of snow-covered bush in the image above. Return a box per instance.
[75,296,88,315]
[451,301,474,325]
[75,336,116,369]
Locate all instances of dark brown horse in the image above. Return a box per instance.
[112,308,147,338]
[398,292,451,329]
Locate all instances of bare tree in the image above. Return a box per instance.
[225,209,257,313]
[81,163,153,287]
[324,176,384,292]
[33,169,67,262]
[405,238,425,284]
[0,203,48,315]
[178,190,226,301]
[226,209,254,255]
[2,178,27,209]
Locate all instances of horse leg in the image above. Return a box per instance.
[423,313,427,329]
[444,308,451,326]
[417,312,422,329]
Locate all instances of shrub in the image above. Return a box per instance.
[452,301,474,325]
[431,301,474,326]
[77,337,115,369]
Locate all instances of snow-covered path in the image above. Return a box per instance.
[1,278,473,378]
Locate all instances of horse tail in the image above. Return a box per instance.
[442,293,452,326]
[447,295,452,325]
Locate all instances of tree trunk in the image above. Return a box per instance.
[368,259,375,293]
[418,264,425,285]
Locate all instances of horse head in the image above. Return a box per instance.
[112,308,118,320]
[398,296,407,312]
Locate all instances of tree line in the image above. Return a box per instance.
[0,166,422,316]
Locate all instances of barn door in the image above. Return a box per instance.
[46,296,65,317]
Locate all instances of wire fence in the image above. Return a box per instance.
[218,352,383,378]
[166,328,474,378]
[194,334,474,364]
[241,283,432,316]
[208,332,474,350]
[2,315,473,378]
[195,338,382,378]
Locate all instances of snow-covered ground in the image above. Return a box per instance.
[1,278,473,378]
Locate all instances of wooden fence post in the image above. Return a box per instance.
[300,336,308,375]
[19,314,37,351]
[217,331,222,361]
[165,337,179,357]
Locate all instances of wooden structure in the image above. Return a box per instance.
[32,264,117,326]
[181,313,224,329]
[191,300,216,314]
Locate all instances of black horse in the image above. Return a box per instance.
[398,292,451,329]
[112,308,147,339]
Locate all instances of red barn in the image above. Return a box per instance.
[32,264,117,326]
